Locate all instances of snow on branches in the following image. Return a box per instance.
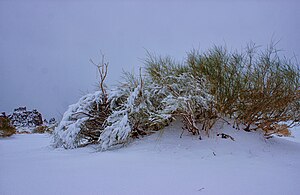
[99,79,143,150]
[53,55,214,150]
[52,91,104,149]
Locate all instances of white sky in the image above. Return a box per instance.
[0,0,299,119]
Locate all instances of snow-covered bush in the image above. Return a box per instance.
[52,54,173,150]
[98,75,144,149]
[53,42,299,150]
[52,74,171,150]
[52,91,106,148]
[99,71,178,150]
[145,54,215,137]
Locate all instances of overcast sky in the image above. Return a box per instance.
[0,0,299,119]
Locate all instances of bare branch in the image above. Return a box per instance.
[90,52,109,103]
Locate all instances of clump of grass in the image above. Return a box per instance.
[147,42,300,136]
[32,126,50,134]
[0,116,16,137]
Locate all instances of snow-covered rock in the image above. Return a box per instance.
[8,107,43,128]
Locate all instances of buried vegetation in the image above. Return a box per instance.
[53,43,300,150]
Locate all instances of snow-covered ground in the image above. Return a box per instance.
[1,121,300,195]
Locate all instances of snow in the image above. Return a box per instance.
[1,122,300,195]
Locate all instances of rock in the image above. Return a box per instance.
[8,107,43,128]
[49,118,57,125]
